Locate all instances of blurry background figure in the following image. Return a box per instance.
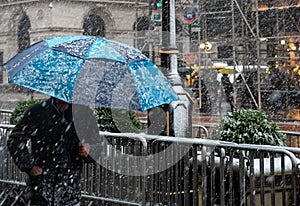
[192,78,211,113]
[221,74,234,112]
[270,91,282,112]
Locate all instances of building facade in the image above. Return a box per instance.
[0,0,299,85]
[0,0,198,84]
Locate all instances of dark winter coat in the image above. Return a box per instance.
[221,75,234,111]
[7,98,87,205]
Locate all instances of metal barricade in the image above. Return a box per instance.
[0,110,12,124]
[0,124,28,206]
[1,124,300,205]
[144,136,300,206]
[192,124,209,139]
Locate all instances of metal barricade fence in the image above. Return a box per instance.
[0,110,12,125]
[1,124,300,206]
[0,124,28,205]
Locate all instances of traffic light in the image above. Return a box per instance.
[154,0,162,9]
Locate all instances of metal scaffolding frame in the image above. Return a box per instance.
[179,0,300,112]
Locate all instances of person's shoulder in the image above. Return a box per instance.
[25,98,51,115]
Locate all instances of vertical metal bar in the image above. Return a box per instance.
[111,138,116,200]
[126,144,131,201]
[291,162,298,205]
[270,153,275,206]
[249,151,255,206]
[229,150,234,206]
[281,154,286,206]
[211,149,216,206]
[174,144,181,205]
[219,148,226,206]
[260,152,265,206]
[183,151,190,205]
[141,138,147,206]
[155,143,161,204]
[193,145,198,206]
[166,143,171,204]
[239,150,245,206]
[162,143,166,204]
[148,142,154,206]
[201,146,207,206]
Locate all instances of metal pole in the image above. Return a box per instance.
[231,0,237,109]
[255,0,262,110]
[161,0,169,70]
[168,0,182,85]
[161,0,192,138]
[169,0,178,77]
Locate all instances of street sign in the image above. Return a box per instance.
[182,22,200,28]
[153,13,161,27]
[184,10,196,24]
[154,22,162,27]
[153,13,161,21]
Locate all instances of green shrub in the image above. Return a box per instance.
[213,109,286,146]
[94,107,141,133]
[9,99,41,124]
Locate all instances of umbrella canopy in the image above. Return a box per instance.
[4,36,178,111]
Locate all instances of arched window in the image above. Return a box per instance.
[83,14,105,37]
[136,16,150,31]
[18,14,31,52]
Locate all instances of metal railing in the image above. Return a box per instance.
[1,124,300,205]
[0,109,12,124]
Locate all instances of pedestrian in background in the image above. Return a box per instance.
[221,74,234,111]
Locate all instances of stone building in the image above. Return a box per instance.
[0,0,143,82]
[0,0,200,84]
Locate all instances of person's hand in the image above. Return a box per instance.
[79,143,90,157]
[29,166,43,176]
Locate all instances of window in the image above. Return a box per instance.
[83,14,106,37]
[18,14,31,52]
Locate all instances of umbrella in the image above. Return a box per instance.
[4,36,178,111]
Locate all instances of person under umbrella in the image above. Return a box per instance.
[7,97,97,206]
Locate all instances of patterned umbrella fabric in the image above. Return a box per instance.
[4,36,178,111]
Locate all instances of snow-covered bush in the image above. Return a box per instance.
[213,109,286,146]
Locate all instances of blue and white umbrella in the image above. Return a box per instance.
[4,36,178,111]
